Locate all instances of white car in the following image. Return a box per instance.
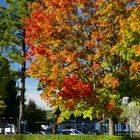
[60,129,83,135]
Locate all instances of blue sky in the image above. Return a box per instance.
[0,0,51,110]
[0,0,7,7]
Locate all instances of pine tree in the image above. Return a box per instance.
[0,0,32,133]
[25,100,47,133]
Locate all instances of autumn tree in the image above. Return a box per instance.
[24,0,140,135]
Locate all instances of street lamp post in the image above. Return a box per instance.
[122,97,132,137]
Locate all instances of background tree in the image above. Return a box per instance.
[0,56,19,118]
[25,100,48,133]
[24,0,140,135]
[0,0,33,133]
[0,99,5,116]
[3,80,19,118]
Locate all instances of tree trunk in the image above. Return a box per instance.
[18,32,26,134]
[52,115,59,134]
[52,107,61,134]
[100,123,104,134]
[109,118,114,135]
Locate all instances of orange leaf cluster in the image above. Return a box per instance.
[105,100,116,112]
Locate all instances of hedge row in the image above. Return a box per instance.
[0,135,139,140]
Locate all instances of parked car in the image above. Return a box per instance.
[60,129,83,135]
[23,131,32,134]
[37,131,51,134]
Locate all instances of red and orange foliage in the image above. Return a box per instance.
[24,0,140,120]
[105,99,116,112]
[58,76,93,99]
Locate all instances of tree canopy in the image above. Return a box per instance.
[24,0,140,123]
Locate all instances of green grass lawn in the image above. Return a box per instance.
[0,134,139,140]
